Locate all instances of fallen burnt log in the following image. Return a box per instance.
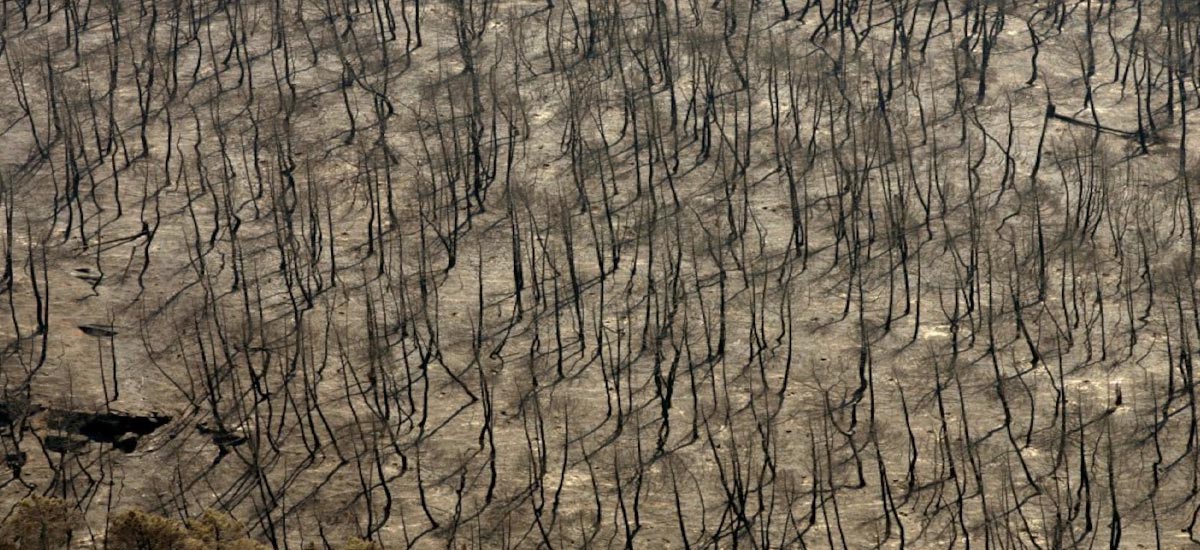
[1045,103,1142,140]
[197,422,248,466]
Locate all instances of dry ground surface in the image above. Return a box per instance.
[1,0,1199,547]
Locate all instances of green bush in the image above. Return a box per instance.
[107,509,269,550]
[184,511,266,550]
[0,496,80,550]
[105,510,190,550]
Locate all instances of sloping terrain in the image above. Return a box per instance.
[1,0,1200,547]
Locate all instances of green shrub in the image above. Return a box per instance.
[106,510,190,550]
[0,496,80,550]
[184,511,266,550]
[107,509,269,550]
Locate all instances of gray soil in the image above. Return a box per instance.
[1,0,1198,547]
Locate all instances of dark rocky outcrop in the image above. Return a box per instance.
[46,410,171,453]
[0,401,172,454]
[77,324,118,337]
[44,435,89,454]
